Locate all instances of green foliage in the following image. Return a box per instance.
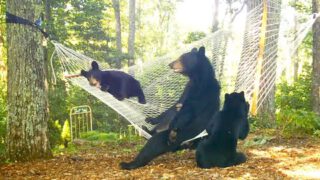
[66,86,125,132]
[48,120,62,148]
[80,131,119,142]
[61,120,71,142]
[0,79,6,161]
[52,143,78,155]
[289,0,312,13]
[244,135,274,147]
[276,64,320,136]
[276,64,312,111]
[48,80,69,124]
[51,0,117,64]
[277,109,320,136]
[183,31,206,44]
[135,0,179,58]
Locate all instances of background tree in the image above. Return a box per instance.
[0,0,7,161]
[6,0,51,161]
[312,0,320,114]
[112,0,122,68]
[212,0,219,32]
[128,0,136,66]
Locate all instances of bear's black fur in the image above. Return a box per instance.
[196,92,250,168]
[81,61,146,104]
[120,46,220,170]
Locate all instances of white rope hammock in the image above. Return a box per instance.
[50,1,318,139]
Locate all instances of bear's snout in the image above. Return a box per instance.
[169,59,183,73]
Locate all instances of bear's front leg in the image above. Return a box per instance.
[168,129,177,144]
[176,103,183,111]
[100,85,110,92]
[114,94,125,101]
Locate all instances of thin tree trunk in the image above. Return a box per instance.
[128,0,136,66]
[293,11,299,81]
[112,0,122,68]
[312,0,320,114]
[44,0,51,85]
[0,1,6,79]
[6,0,51,161]
[212,0,219,32]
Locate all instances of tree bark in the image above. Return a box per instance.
[312,0,320,114]
[128,0,136,66]
[6,0,51,161]
[112,0,122,68]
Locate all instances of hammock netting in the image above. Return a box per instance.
[51,0,319,139]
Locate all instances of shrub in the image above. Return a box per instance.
[48,120,62,148]
[61,120,71,148]
[277,109,320,136]
[276,64,320,136]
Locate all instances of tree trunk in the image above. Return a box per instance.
[0,1,6,80]
[293,11,299,82]
[6,0,51,161]
[128,0,136,66]
[112,0,122,68]
[212,0,219,32]
[44,0,51,85]
[312,0,320,114]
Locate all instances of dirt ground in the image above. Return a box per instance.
[1,133,320,180]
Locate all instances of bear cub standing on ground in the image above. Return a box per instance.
[196,91,250,168]
[81,61,146,104]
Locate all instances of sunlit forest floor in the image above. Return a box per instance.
[1,131,320,179]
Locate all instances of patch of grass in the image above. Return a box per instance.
[244,135,275,147]
[81,130,144,143]
[0,143,5,162]
[80,131,119,142]
[52,144,78,155]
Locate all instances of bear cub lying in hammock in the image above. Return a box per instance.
[81,61,146,104]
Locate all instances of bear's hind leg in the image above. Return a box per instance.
[120,130,177,170]
[232,152,246,166]
[137,89,146,104]
[135,81,146,104]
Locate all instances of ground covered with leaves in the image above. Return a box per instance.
[1,132,320,179]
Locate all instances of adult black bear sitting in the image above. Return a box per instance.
[196,92,250,168]
[81,61,146,104]
[120,46,221,170]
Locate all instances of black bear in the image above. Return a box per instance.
[120,46,221,170]
[81,61,146,104]
[196,92,250,168]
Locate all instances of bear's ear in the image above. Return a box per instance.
[239,91,245,101]
[191,48,198,53]
[81,70,88,78]
[91,61,99,70]
[198,46,205,56]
